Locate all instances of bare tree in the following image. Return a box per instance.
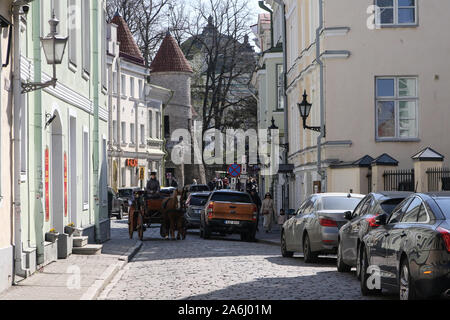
[182,0,257,134]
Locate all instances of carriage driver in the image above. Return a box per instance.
[146,171,161,198]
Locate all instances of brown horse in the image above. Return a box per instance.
[161,189,186,240]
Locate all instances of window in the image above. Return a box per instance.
[388,197,413,224]
[68,0,77,66]
[112,72,117,94]
[82,129,89,209]
[138,80,143,99]
[164,115,170,138]
[276,64,284,110]
[401,197,422,223]
[81,0,91,74]
[376,77,418,140]
[376,0,417,26]
[112,120,117,143]
[148,110,153,138]
[121,75,126,95]
[156,112,161,139]
[417,205,429,223]
[101,8,107,90]
[140,124,145,145]
[321,197,362,211]
[121,122,126,143]
[130,77,135,98]
[130,123,135,144]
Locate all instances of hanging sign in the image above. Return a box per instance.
[64,152,68,217]
[45,147,50,222]
[126,159,138,167]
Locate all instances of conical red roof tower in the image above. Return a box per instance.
[111,13,145,65]
[150,32,193,73]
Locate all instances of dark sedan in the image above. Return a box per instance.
[185,192,211,229]
[360,193,450,300]
[337,192,412,276]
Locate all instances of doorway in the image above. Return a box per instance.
[69,116,77,227]
[51,112,64,233]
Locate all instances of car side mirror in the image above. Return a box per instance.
[344,211,353,220]
[375,214,387,226]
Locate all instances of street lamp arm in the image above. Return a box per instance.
[21,78,57,94]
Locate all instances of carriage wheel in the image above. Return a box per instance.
[138,213,144,241]
[128,207,135,239]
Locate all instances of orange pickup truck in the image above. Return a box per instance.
[200,190,258,241]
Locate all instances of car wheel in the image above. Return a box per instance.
[360,246,382,296]
[356,244,362,280]
[303,234,317,263]
[337,241,352,272]
[281,231,294,258]
[399,258,416,300]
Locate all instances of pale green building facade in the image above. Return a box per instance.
[15,0,109,277]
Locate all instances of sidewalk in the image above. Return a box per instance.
[0,220,141,300]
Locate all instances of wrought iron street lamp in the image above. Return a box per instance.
[297,90,324,135]
[21,13,68,93]
[268,117,289,151]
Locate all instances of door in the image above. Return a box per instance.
[51,113,64,234]
[286,198,309,251]
[69,116,77,227]
[295,197,316,252]
[341,195,371,265]
[374,197,413,286]
[383,196,422,287]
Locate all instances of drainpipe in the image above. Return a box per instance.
[31,0,44,265]
[258,1,274,48]
[11,0,31,279]
[316,0,326,189]
[92,0,100,243]
[272,0,288,209]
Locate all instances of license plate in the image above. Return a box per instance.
[225,220,240,225]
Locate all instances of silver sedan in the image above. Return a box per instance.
[281,193,365,263]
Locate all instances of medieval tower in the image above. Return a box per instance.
[150,32,205,186]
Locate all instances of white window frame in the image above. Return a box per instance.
[130,123,135,144]
[375,0,418,27]
[130,77,135,98]
[121,121,126,144]
[148,110,153,138]
[121,75,126,95]
[67,0,77,67]
[81,0,91,76]
[375,76,419,141]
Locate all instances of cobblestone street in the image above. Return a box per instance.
[101,222,392,300]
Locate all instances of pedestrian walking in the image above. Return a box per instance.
[261,193,276,233]
[278,208,287,226]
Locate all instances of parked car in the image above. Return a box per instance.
[360,192,450,299]
[160,187,176,198]
[118,187,140,214]
[337,192,412,276]
[200,190,258,241]
[281,193,364,262]
[108,187,127,220]
[185,192,211,229]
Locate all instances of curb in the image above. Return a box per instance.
[80,240,143,300]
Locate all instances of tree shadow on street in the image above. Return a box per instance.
[181,272,393,300]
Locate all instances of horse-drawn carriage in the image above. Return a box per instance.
[128,188,186,241]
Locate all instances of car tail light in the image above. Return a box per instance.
[365,213,381,228]
[319,218,337,227]
[437,227,450,253]
[252,204,257,221]
[207,202,214,219]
